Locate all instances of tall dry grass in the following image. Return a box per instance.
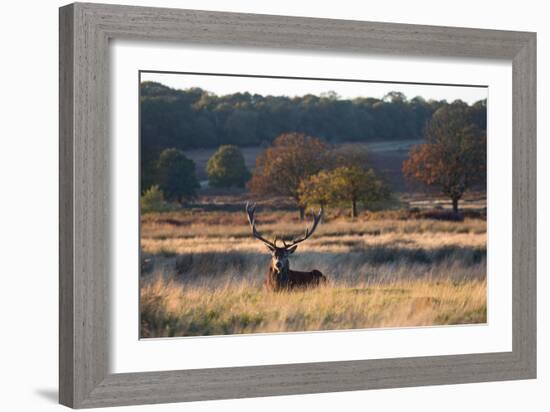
[140,202,487,337]
[141,275,486,337]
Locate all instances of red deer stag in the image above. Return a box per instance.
[246,202,327,291]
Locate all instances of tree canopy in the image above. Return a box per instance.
[248,133,329,218]
[300,166,389,218]
[206,145,250,188]
[156,148,200,203]
[403,101,486,213]
[297,170,334,209]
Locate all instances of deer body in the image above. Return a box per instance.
[246,203,327,292]
[265,266,326,291]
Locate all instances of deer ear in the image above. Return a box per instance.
[288,245,298,254]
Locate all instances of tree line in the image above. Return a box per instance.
[141,82,487,150]
[141,81,485,180]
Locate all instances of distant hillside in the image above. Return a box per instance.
[140,81,486,150]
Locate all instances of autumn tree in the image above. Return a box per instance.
[403,102,486,213]
[327,165,389,218]
[299,165,388,218]
[206,145,250,188]
[297,170,333,211]
[248,132,329,219]
[156,148,200,203]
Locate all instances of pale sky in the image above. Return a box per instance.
[140,71,487,104]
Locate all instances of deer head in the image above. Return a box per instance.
[245,202,323,274]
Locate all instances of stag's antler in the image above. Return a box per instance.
[246,202,277,250]
[283,208,323,249]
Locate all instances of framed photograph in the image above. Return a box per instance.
[59,2,536,408]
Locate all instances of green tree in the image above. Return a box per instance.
[156,148,200,203]
[140,185,166,213]
[297,170,333,210]
[248,132,329,219]
[328,165,389,218]
[403,102,486,213]
[299,165,389,218]
[206,145,250,188]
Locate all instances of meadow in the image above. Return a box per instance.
[140,194,487,338]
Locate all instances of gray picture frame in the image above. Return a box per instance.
[59,2,536,408]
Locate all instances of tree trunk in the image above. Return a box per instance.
[452,197,459,214]
[299,205,305,221]
[351,199,357,218]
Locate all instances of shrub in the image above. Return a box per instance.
[141,185,167,213]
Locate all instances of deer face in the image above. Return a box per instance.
[269,246,297,273]
[246,202,322,272]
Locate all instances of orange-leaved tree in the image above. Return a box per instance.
[248,132,329,219]
[403,102,486,214]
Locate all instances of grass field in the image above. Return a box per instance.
[140,195,487,338]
